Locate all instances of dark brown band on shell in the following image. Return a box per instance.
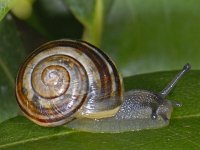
[16,39,123,126]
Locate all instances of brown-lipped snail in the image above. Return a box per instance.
[15,39,191,133]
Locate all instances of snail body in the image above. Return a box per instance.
[16,39,190,133]
[67,90,173,132]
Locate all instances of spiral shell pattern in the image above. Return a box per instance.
[16,40,123,127]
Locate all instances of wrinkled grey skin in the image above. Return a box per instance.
[67,90,173,133]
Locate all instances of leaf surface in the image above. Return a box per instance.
[102,0,200,76]
[0,70,199,150]
[0,0,14,21]
[64,0,112,46]
[0,17,26,122]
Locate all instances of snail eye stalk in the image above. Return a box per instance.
[160,63,191,98]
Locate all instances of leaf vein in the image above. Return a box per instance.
[0,56,15,87]
[0,131,78,149]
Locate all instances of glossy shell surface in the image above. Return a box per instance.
[16,40,123,127]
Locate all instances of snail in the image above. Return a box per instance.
[15,39,191,133]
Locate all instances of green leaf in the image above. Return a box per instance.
[25,0,83,40]
[0,17,26,122]
[0,70,199,149]
[0,116,199,150]
[0,0,13,21]
[99,0,200,76]
[64,0,112,46]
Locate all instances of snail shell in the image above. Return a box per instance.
[16,39,191,132]
[16,40,123,127]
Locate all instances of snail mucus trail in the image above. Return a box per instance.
[15,39,191,133]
